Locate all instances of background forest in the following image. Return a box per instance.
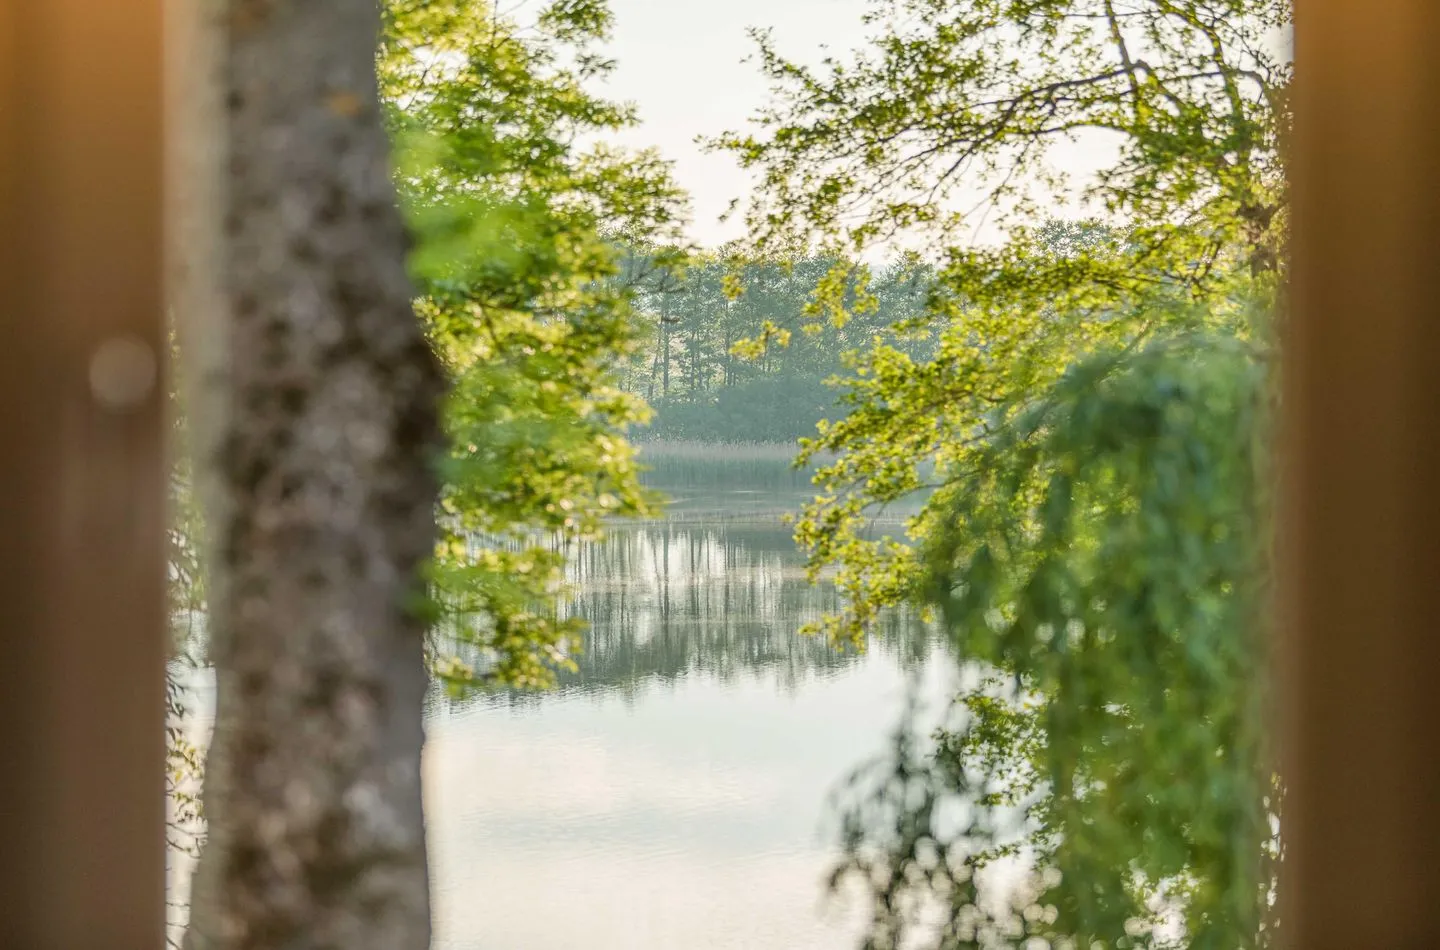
[618,251,934,444]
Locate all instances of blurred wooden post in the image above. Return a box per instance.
[1287,0,1440,946]
[0,0,166,947]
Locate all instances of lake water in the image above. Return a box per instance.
[172,485,951,950]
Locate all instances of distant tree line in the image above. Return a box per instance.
[615,250,937,443]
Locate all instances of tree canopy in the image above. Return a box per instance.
[716,0,1290,945]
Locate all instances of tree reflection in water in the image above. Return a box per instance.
[433,519,937,710]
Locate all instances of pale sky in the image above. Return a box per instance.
[600,0,879,248]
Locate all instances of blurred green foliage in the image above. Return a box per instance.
[380,0,686,688]
[716,0,1290,945]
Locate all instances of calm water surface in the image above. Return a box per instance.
[176,486,950,950]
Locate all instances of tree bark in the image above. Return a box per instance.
[183,2,443,948]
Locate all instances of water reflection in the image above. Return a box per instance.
[435,523,932,712]
[426,517,949,950]
[170,500,949,950]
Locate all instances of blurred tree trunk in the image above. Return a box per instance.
[181,2,442,948]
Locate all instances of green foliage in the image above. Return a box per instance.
[380,0,686,688]
[833,334,1278,948]
[719,0,1289,273]
[715,0,1291,944]
[794,230,1267,648]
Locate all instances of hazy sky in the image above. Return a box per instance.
[599,0,877,248]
